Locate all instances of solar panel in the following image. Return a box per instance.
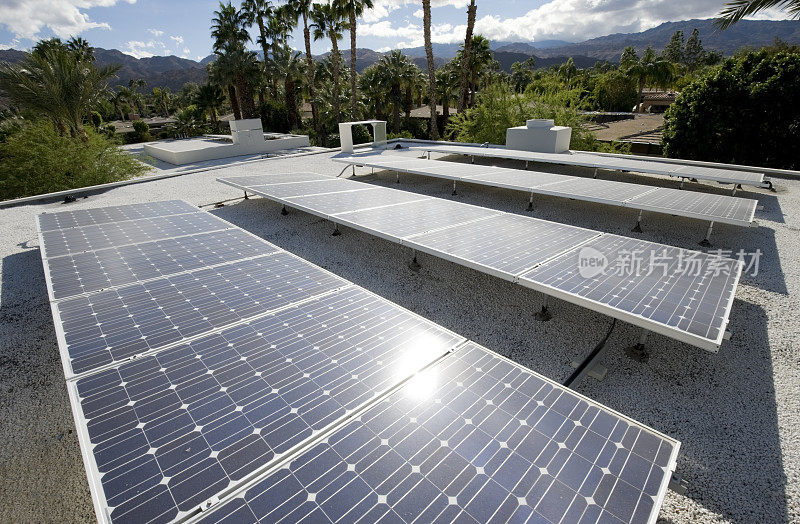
[333,154,759,227]
[38,201,681,524]
[43,229,280,301]
[287,188,431,216]
[465,168,573,190]
[626,188,758,224]
[518,235,742,350]
[404,214,600,278]
[335,199,502,240]
[407,144,765,186]
[223,174,743,351]
[37,200,199,232]
[536,178,657,205]
[200,342,679,524]
[70,286,463,523]
[40,212,232,259]
[236,179,367,200]
[220,172,334,187]
[55,252,349,376]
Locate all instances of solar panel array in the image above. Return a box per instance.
[406,143,765,186]
[332,154,759,227]
[39,200,679,524]
[220,173,742,352]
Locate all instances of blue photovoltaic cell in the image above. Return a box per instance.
[41,212,232,259]
[73,286,463,523]
[57,252,348,375]
[45,229,280,300]
[201,342,678,524]
[37,200,199,232]
[519,234,742,344]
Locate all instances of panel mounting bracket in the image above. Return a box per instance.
[668,472,689,495]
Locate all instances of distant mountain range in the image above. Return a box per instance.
[0,19,797,92]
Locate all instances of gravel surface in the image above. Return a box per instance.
[0,145,797,523]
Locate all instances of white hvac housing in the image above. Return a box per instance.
[506,119,572,153]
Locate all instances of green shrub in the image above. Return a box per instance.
[663,50,800,169]
[592,70,638,112]
[446,81,626,153]
[259,100,291,133]
[90,111,103,129]
[0,121,149,200]
[351,124,372,145]
[125,120,152,144]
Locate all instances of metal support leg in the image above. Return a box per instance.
[331,223,341,236]
[395,171,400,184]
[525,161,529,170]
[625,330,649,362]
[699,221,714,247]
[427,151,431,160]
[593,168,598,179]
[632,210,643,233]
[281,205,288,216]
[526,192,534,211]
[452,180,457,196]
[243,191,249,200]
[470,155,475,164]
[679,178,685,190]
[408,251,421,272]
[731,183,737,196]
[534,297,552,322]
[352,165,356,176]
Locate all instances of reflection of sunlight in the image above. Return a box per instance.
[404,367,439,402]
[393,332,443,381]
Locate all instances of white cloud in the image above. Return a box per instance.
[0,0,137,41]
[123,38,171,59]
[412,9,423,19]
[170,35,184,45]
[148,28,164,37]
[361,0,468,23]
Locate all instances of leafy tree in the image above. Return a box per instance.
[620,46,638,68]
[0,40,119,140]
[684,29,705,71]
[436,62,459,135]
[558,57,578,86]
[151,87,172,117]
[662,50,800,169]
[662,30,684,63]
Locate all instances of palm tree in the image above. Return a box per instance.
[151,87,171,117]
[287,0,319,135]
[241,0,273,67]
[195,83,225,131]
[436,63,458,135]
[558,57,578,86]
[622,47,675,113]
[311,2,348,122]
[335,0,372,120]
[455,35,496,107]
[375,50,416,133]
[717,0,800,29]
[0,43,119,140]
[421,0,439,139]
[211,1,258,119]
[274,46,307,129]
[457,0,477,113]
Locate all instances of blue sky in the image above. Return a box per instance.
[0,0,789,60]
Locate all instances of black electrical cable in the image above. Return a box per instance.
[562,318,617,388]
